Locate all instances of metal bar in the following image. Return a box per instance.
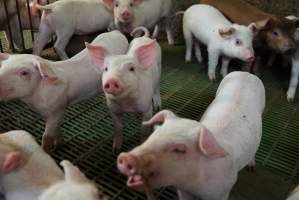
[15,0,26,50]
[26,0,35,43]
[3,0,16,52]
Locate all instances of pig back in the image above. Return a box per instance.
[200,0,273,25]
[201,72,265,170]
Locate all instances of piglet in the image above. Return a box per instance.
[0,30,129,153]
[103,0,174,45]
[183,4,256,80]
[39,160,108,200]
[33,0,115,60]
[117,71,265,200]
[287,185,299,200]
[0,130,64,200]
[86,27,161,152]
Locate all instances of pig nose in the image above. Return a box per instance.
[246,56,255,63]
[117,153,137,176]
[286,48,297,55]
[121,11,131,20]
[103,79,122,95]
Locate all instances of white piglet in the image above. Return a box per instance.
[33,0,114,60]
[287,185,299,200]
[0,130,63,200]
[117,72,265,200]
[39,160,107,200]
[86,27,161,152]
[0,130,105,200]
[0,31,129,153]
[183,4,256,80]
[103,0,174,45]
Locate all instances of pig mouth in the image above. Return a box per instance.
[127,171,159,189]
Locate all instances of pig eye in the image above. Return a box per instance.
[130,2,133,7]
[172,148,186,154]
[115,2,119,7]
[272,31,279,37]
[20,70,29,76]
[104,67,108,72]
[235,39,242,46]
[129,66,135,72]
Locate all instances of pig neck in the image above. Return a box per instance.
[1,141,63,200]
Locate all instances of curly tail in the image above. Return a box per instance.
[130,26,150,38]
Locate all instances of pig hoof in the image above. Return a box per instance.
[42,135,65,153]
[208,73,216,81]
[113,137,123,154]
[287,96,295,103]
[246,165,256,173]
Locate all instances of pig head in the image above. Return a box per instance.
[39,160,106,200]
[256,17,299,53]
[117,110,229,198]
[0,54,62,101]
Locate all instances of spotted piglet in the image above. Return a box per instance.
[86,27,161,152]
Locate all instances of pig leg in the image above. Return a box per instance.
[207,47,220,80]
[152,87,161,111]
[183,26,193,63]
[266,52,277,67]
[165,18,174,45]
[8,15,23,50]
[252,56,262,76]
[177,190,194,200]
[42,110,65,153]
[287,57,299,102]
[152,25,160,39]
[247,157,256,172]
[194,41,202,63]
[111,113,124,152]
[140,107,153,143]
[33,23,53,56]
[220,56,231,78]
[53,30,73,60]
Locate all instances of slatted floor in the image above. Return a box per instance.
[0,42,298,200]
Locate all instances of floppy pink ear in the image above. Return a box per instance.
[35,60,61,85]
[85,42,108,71]
[0,53,9,65]
[219,27,236,39]
[135,40,157,69]
[199,126,227,159]
[102,0,114,10]
[2,151,22,173]
[143,110,176,126]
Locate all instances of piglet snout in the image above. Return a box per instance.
[121,11,131,21]
[103,79,123,95]
[245,56,255,63]
[286,48,297,55]
[117,153,137,176]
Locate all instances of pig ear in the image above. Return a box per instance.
[219,27,236,39]
[86,42,109,71]
[135,40,157,69]
[248,23,258,35]
[61,160,88,183]
[0,53,9,65]
[143,110,176,126]
[255,18,271,30]
[102,0,114,10]
[133,0,143,5]
[2,151,22,173]
[199,126,227,159]
[34,60,61,85]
